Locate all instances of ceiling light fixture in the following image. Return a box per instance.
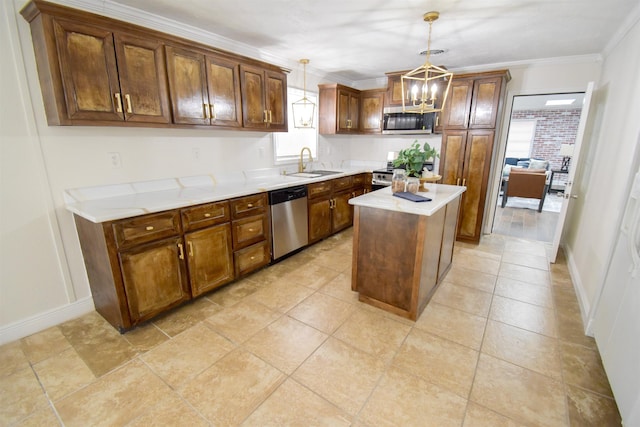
[292,59,315,128]
[545,99,576,106]
[401,12,453,114]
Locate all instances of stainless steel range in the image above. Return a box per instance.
[371,161,434,190]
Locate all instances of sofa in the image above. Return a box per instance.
[501,167,551,212]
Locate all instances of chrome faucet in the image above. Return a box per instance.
[299,147,313,172]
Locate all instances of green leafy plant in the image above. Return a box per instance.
[392,140,439,177]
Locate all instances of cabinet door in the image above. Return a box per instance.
[265,70,287,130]
[165,46,209,125]
[205,55,242,127]
[240,64,267,128]
[440,79,473,129]
[119,237,190,323]
[439,130,468,186]
[332,191,353,232]
[114,33,171,123]
[185,224,234,297]
[349,94,360,131]
[53,19,123,121]
[385,74,404,106]
[457,129,495,242]
[469,76,503,129]
[308,197,332,243]
[337,90,351,132]
[360,90,384,133]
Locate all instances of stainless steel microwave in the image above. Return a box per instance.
[382,106,434,135]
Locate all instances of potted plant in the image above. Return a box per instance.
[392,140,439,177]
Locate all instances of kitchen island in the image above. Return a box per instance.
[349,185,465,320]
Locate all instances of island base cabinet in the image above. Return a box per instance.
[351,196,460,320]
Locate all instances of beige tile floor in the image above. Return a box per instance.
[0,229,622,426]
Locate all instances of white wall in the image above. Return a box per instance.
[564,16,640,322]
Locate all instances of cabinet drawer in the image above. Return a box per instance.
[181,201,230,231]
[231,193,267,219]
[234,240,270,277]
[112,211,181,249]
[308,181,332,199]
[333,176,353,191]
[352,173,366,186]
[232,214,268,250]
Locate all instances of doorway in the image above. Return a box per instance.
[492,93,585,242]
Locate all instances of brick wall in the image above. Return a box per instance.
[511,108,581,188]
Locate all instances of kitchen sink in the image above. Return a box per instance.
[309,170,342,176]
[288,172,322,178]
[287,170,342,178]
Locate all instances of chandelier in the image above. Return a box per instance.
[401,12,453,114]
[292,59,316,128]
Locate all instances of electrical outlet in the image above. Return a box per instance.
[108,152,121,169]
[192,147,200,160]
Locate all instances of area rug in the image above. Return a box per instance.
[498,193,563,213]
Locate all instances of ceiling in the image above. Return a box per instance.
[104,0,638,83]
[512,93,586,111]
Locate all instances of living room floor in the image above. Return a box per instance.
[0,230,622,426]
[494,193,562,242]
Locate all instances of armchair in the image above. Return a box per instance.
[501,167,551,212]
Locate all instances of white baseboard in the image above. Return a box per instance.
[563,244,594,337]
[0,297,95,345]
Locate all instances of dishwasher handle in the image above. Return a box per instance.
[269,186,308,205]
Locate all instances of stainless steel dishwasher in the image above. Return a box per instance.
[269,186,309,261]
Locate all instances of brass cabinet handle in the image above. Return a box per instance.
[187,241,193,257]
[346,119,352,129]
[462,178,467,186]
[209,104,216,120]
[436,115,440,127]
[268,110,272,123]
[248,228,255,232]
[204,213,211,218]
[247,203,254,208]
[457,178,461,186]
[114,93,123,113]
[203,103,209,119]
[250,256,255,260]
[177,243,184,260]
[263,110,268,123]
[145,226,154,231]
[124,94,133,113]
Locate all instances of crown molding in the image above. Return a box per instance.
[449,54,603,74]
[603,2,640,56]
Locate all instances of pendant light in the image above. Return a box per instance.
[401,12,453,114]
[292,59,316,128]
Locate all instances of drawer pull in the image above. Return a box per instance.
[247,203,254,208]
[250,256,255,260]
[145,226,154,231]
[187,241,194,257]
[248,228,255,232]
[177,243,184,260]
[124,94,133,113]
[204,213,212,218]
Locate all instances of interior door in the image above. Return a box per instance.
[550,82,595,262]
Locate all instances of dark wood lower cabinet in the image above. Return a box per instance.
[119,236,190,323]
[74,191,270,332]
[184,224,234,297]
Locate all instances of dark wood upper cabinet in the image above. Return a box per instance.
[206,56,242,127]
[440,79,474,129]
[360,89,385,134]
[114,33,171,123]
[469,76,503,128]
[166,46,242,127]
[53,19,123,122]
[21,0,287,130]
[165,46,209,125]
[240,64,287,131]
